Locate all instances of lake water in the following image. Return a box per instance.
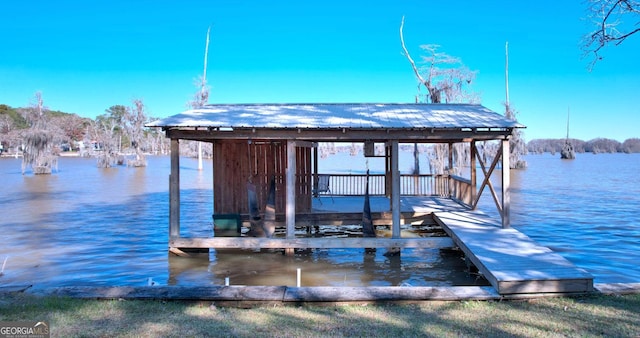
[0,152,638,289]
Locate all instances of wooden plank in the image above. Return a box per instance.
[498,279,593,295]
[284,286,499,302]
[44,286,287,301]
[595,283,640,295]
[170,237,454,249]
[235,211,436,227]
[32,285,501,302]
[434,211,593,295]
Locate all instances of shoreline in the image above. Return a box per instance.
[2,283,639,305]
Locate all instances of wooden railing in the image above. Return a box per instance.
[450,175,473,208]
[327,174,384,196]
[316,174,450,197]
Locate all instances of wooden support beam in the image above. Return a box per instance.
[385,144,391,198]
[501,139,511,228]
[170,237,454,249]
[286,140,296,239]
[169,139,180,238]
[234,211,436,227]
[313,145,319,187]
[472,142,504,215]
[390,140,401,238]
[448,142,453,198]
[470,141,477,208]
[447,143,453,172]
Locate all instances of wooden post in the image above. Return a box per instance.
[470,141,477,209]
[286,140,296,239]
[313,144,318,194]
[385,144,391,198]
[448,142,454,198]
[501,138,511,228]
[169,138,180,238]
[390,140,401,238]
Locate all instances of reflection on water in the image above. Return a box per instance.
[508,153,640,284]
[1,152,639,288]
[0,156,484,289]
[168,247,479,287]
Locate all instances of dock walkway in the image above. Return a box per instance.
[320,196,594,296]
[434,211,593,295]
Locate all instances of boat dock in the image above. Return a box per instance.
[317,196,594,296]
[434,210,593,295]
[147,103,594,300]
[167,195,595,298]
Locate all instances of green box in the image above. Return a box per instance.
[213,214,241,237]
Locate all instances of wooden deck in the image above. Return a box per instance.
[434,211,594,295]
[176,210,453,250]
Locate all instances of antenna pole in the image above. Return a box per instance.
[505,41,510,107]
[197,26,211,171]
[566,107,570,140]
[201,26,211,99]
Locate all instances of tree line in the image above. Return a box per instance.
[0,93,174,173]
[527,137,640,154]
[4,1,637,173]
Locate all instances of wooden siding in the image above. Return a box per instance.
[296,144,312,211]
[213,140,311,215]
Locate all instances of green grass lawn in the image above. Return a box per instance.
[1,293,639,337]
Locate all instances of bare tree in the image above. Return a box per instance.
[583,0,640,68]
[21,92,59,174]
[124,99,148,167]
[88,105,131,167]
[400,17,478,174]
[88,116,120,168]
[400,17,478,104]
[0,114,17,154]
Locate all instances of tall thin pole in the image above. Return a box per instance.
[197,26,211,171]
[566,107,571,140]
[202,26,211,97]
[505,41,510,107]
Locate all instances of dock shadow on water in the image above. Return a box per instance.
[168,247,487,287]
[0,156,487,289]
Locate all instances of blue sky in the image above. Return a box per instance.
[1,1,638,141]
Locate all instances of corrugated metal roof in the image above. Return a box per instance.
[147,103,525,130]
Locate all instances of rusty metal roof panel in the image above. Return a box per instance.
[147,103,525,129]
